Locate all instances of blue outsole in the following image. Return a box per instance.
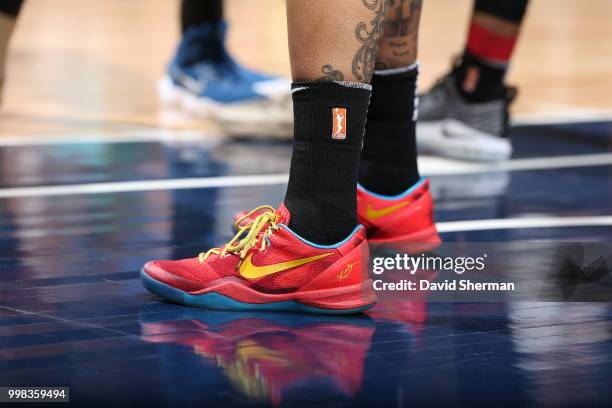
[140,270,375,315]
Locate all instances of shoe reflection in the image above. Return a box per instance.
[366,294,430,341]
[139,311,375,406]
[366,259,437,337]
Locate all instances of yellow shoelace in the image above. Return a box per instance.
[198,205,280,263]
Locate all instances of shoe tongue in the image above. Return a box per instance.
[275,203,291,225]
[184,20,227,45]
[179,21,231,67]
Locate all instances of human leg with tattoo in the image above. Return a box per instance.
[0,0,23,105]
[142,0,386,313]
[160,0,293,139]
[357,0,440,246]
[418,0,530,162]
[231,0,438,249]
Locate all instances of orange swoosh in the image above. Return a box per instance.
[365,201,410,220]
[239,252,333,279]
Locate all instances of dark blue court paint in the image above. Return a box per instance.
[1,122,611,407]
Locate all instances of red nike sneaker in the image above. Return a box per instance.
[357,177,441,248]
[234,178,441,250]
[141,204,376,314]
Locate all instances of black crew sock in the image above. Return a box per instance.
[284,81,371,245]
[358,65,420,196]
[0,0,23,17]
[453,52,507,103]
[181,0,223,33]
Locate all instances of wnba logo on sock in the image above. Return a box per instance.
[331,107,347,140]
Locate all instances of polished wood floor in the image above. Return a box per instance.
[1,0,612,137]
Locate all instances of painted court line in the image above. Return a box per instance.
[1,152,612,198]
[0,111,611,147]
[418,152,612,175]
[512,109,612,126]
[0,174,290,198]
[436,216,612,233]
[0,130,221,147]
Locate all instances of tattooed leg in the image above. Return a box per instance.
[287,0,386,83]
[376,0,422,69]
[358,0,424,196]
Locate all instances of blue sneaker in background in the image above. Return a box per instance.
[158,21,293,139]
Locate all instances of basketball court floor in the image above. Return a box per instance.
[1,1,611,407]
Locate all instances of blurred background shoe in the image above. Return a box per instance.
[417,63,517,162]
[158,21,293,139]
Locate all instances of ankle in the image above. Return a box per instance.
[284,81,371,245]
[359,64,420,196]
[452,52,507,103]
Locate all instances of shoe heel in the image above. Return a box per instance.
[297,241,377,312]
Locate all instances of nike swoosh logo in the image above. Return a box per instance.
[181,74,207,95]
[365,202,410,220]
[171,67,207,95]
[442,126,463,139]
[239,252,333,279]
[441,121,487,140]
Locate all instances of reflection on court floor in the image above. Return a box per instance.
[1,121,611,407]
